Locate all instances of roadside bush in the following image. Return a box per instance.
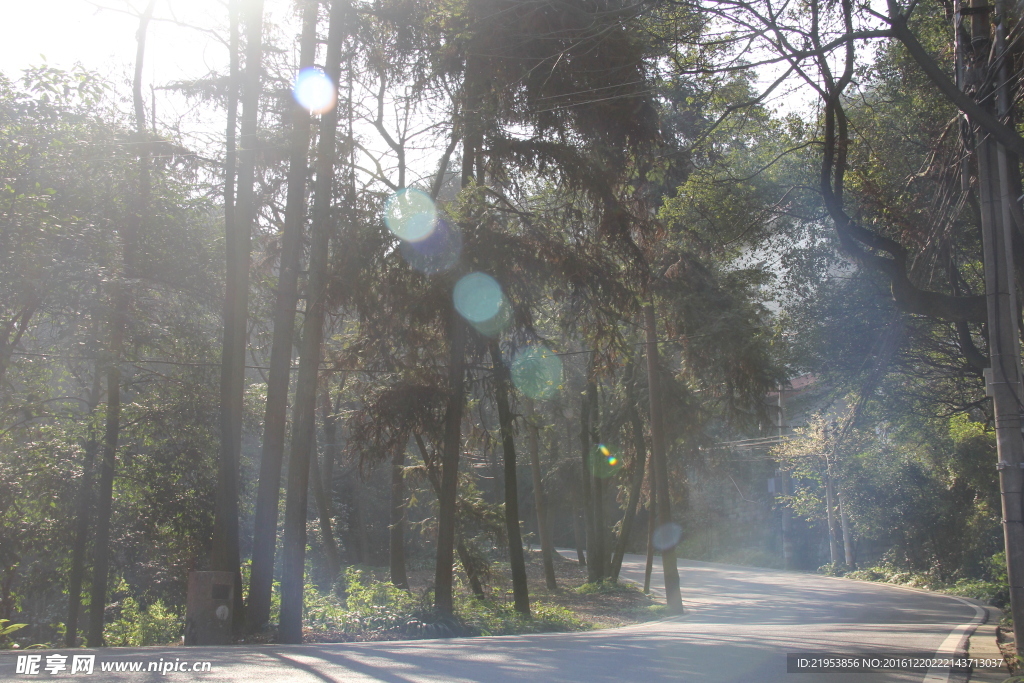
[843,554,1009,607]
[103,596,182,646]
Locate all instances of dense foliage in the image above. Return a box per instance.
[2,0,1021,647]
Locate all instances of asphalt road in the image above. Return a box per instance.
[0,552,988,683]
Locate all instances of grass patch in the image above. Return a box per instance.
[574,580,642,595]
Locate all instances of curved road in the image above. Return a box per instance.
[1,553,988,682]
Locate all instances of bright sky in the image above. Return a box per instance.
[3,0,308,160]
[4,1,234,86]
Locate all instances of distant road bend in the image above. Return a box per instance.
[0,552,988,682]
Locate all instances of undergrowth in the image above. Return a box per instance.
[821,554,1009,611]
[301,566,589,641]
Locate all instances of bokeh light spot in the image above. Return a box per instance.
[511,344,562,399]
[292,67,336,114]
[589,443,624,478]
[652,522,683,551]
[470,294,512,336]
[453,272,503,323]
[385,188,437,242]
[399,217,461,274]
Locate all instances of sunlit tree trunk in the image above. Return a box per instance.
[838,486,854,567]
[218,0,262,633]
[824,463,841,564]
[279,0,346,642]
[247,0,314,634]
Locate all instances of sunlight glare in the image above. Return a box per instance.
[292,66,337,114]
[652,522,683,551]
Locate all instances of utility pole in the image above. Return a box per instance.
[960,0,1024,655]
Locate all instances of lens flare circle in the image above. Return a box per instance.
[589,443,624,479]
[292,67,337,114]
[399,217,461,274]
[470,295,511,337]
[652,522,683,551]
[511,344,562,399]
[385,188,437,242]
[453,272,503,323]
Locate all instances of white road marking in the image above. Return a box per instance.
[919,594,984,683]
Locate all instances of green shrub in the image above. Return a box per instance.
[295,567,591,641]
[843,555,1009,608]
[946,579,1009,608]
[0,619,27,649]
[456,596,589,636]
[104,597,182,646]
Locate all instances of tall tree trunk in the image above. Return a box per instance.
[310,441,341,582]
[570,476,587,566]
[435,313,467,615]
[247,0,315,634]
[612,387,648,582]
[643,302,682,614]
[824,464,840,564]
[414,434,485,599]
[218,0,262,634]
[314,385,344,576]
[87,284,125,647]
[389,447,409,590]
[643,481,656,594]
[579,377,597,582]
[66,365,102,647]
[589,380,608,580]
[320,386,341,496]
[525,398,556,590]
[489,340,530,615]
[279,0,346,643]
[349,481,370,565]
[838,485,854,567]
[432,16,486,612]
[88,2,155,645]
